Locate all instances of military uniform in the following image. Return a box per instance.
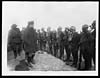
[23,21,37,65]
[91,29,96,66]
[8,24,22,59]
[78,29,92,70]
[52,31,58,57]
[47,31,53,54]
[64,30,70,62]
[70,32,80,67]
[37,30,42,50]
[59,31,65,60]
[90,21,96,67]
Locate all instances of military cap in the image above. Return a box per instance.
[82,24,88,29]
[11,24,17,29]
[28,21,34,25]
[57,26,62,31]
[65,27,69,30]
[70,26,76,32]
[47,27,51,31]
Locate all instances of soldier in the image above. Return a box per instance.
[90,20,96,69]
[64,27,70,62]
[37,29,41,50]
[69,26,80,67]
[21,27,26,51]
[41,28,47,51]
[52,30,58,57]
[8,24,22,59]
[57,27,65,60]
[22,21,37,67]
[78,24,92,70]
[47,27,53,54]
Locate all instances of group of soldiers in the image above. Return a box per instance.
[7,20,96,70]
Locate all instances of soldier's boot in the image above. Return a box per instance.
[71,52,78,67]
[60,52,63,60]
[50,47,52,55]
[71,61,78,68]
[77,62,82,70]
[84,57,92,70]
[27,56,33,68]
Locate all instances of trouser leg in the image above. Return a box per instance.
[18,45,22,56]
[72,50,78,67]
[83,52,92,70]
[54,46,57,57]
[12,45,17,59]
[66,48,71,61]
[77,48,82,70]
[50,45,52,54]
[65,45,69,61]
[59,45,64,60]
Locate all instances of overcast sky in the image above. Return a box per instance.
[2,2,98,32]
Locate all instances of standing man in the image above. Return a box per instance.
[47,27,53,54]
[52,30,58,57]
[90,20,96,69]
[37,29,41,50]
[41,28,47,51]
[57,27,65,61]
[64,27,70,62]
[22,21,37,67]
[78,24,92,70]
[69,26,80,67]
[8,24,22,59]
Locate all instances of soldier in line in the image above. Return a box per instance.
[57,27,65,61]
[69,26,80,67]
[64,27,70,62]
[21,27,26,51]
[90,20,96,69]
[52,30,58,57]
[41,28,47,51]
[22,21,37,67]
[37,29,41,50]
[8,24,22,59]
[78,24,92,70]
[47,27,53,54]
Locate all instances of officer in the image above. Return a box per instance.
[69,26,80,67]
[8,24,22,59]
[78,24,92,70]
[22,21,37,67]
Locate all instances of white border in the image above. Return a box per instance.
[2,1,99,76]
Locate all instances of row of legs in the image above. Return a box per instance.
[10,43,95,70]
[39,43,96,70]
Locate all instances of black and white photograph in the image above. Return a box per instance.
[2,1,98,76]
